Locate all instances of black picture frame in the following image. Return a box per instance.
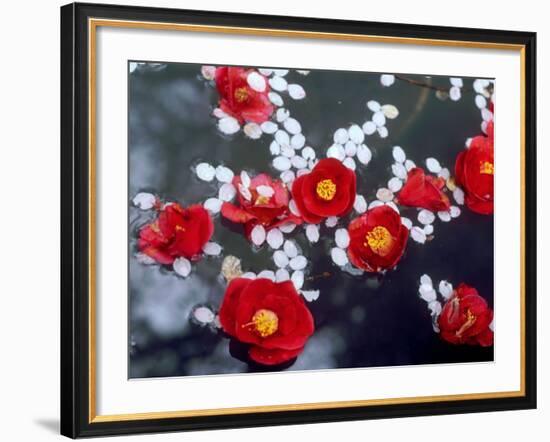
[61,2,537,438]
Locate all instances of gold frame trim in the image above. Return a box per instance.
[88,18,527,424]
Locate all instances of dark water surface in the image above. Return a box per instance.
[128,62,493,378]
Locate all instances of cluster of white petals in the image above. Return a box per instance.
[363,100,399,139]
[417,274,454,332]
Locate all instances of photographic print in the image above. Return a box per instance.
[128,62,495,378]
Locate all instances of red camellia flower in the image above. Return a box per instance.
[438,283,493,346]
[138,203,214,265]
[347,205,409,273]
[215,67,274,124]
[219,278,315,365]
[221,173,302,238]
[454,127,494,215]
[291,158,356,224]
[396,167,451,212]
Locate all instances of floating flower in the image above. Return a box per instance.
[221,172,301,240]
[454,126,494,215]
[291,158,356,223]
[219,277,315,365]
[138,203,214,265]
[438,283,493,346]
[347,205,409,272]
[215,67,274,124]
[396,167,451,212]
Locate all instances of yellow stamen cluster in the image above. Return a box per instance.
[455,309,477,338]
[479,161,494,175]
[234,87,249,103]
[247,309,279,338]
[364,226,392,256]
[316,179,337,201]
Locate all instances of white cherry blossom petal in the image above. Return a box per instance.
[251,225,266,246]
[450,77,463,87]
[256,185,275,198]
[381,104,399,119]
[291,155,308,169]
[401,217,413,229]
[439,280,454,299]
[273,69,289,77]
[450,206,461,218]
[333,128,349,144]
[327,143,346,161]
[192,306,215,324]
[420,275,433,286]
[405,159,416,171]
[279,223,297,234]
[362,121,376,135]
[215,166,234,183]
[269,75,288,92]
[344,141,357,157]
[273,156,291,171]
[288,84,306,100]
[438,211,452,222]
[275,129,290,146]
[302,146,316,160]
[449,86,461,101]
[348,124,365,144]
[453,187,465,205]
[135,252,156,265]
[372,111,386,127]
[411,226,427,244]
[203,197,223,214]
[367,100,381,112]
[203,242,222,256]
[377,126,389,138]
[238,184,252,201]
[212,107,229,119]
[241,272,257,279]
[380,74,395,87]
[289,255,307,271]
[244,123,262,139]
[331,247,348,266]
[343,157,356,170]
[392,162,407,180]
[376,188,393,202]
[418,209,435,225]
[133,192,156,210]
[268,92,283,106]
[426,158,442,174]
[275,268,290,282]
[258,68,273,76]
[283,240,298,258]
[266,228,284,249]
[419,284,437,302]
[218,183,236,201]
[438,168,450,180]
[291,270,304,290]
[257,270,276,281]
[354,195,367,213]
[392,146,406,163]
[284,117,301,135]
[305,224,320,243]
[273,250,289,268]
[368,200,384,209]
[325,216,338,227]
[356,144,372,165]
[335,228,350,249]
[260,121,278,134]
[291,133,305,149]
[276,108,290,122]
[281,145,295,158]
[289,199,300,216]
[301,290,320,302]
[423,224,434,235]
[388,177,403,192]
[218,117,240,135]
[196,162,216,181]
[247,71,267,92]
[269,140,281,155]
[280,170,295,184]
[173,257,191,277]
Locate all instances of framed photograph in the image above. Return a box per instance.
[60,2,536,438]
